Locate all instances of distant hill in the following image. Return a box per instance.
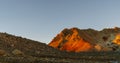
[49,27,120,52]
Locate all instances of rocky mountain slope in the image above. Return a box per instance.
[49,27,120,52]
[0,32,119,63]
[0,32,64,57]
[0,32,75,63]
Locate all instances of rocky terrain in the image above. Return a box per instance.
[0,27,120,63]
[0,33,62,57]
[0,32,66,63]
[49,27,120,52]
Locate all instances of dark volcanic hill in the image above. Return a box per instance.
[0,32,61,57]
[49,27,120,52]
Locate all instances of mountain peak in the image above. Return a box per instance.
[49,27,120,52]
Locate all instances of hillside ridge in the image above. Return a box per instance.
[49,27,120,52]
[0,32,62,57]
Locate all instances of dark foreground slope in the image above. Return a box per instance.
[0,33,61,57]
[0,33,119,63]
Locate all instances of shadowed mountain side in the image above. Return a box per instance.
[0,33,63,57]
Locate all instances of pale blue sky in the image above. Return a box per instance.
[0,0,120,44]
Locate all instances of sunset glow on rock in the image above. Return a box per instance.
[49,27,120,52]
[113,33,120,45]
[60,39,93,52]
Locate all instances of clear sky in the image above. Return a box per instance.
[0,0,120,44]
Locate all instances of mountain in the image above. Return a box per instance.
[0,32,119,63]
[49,27,120,52]
[0,32,76,63]
[0,32,64,57]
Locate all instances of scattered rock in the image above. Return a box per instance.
[0,50,6,56]
[12,49,23,55]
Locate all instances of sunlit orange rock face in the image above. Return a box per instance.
[49,28,95,52]
[60,39,93,52]
[49,27,120,52]
[113,33,120,45]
